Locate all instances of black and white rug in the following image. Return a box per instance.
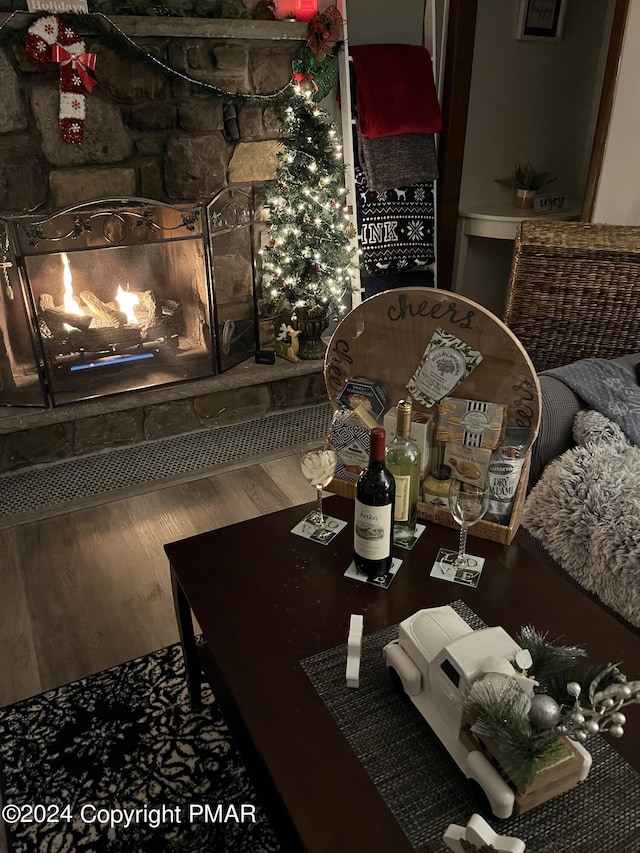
[0,645,279,853]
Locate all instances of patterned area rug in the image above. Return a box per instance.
[0,645,278,853]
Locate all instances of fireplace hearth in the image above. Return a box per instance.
[0,187,258,407]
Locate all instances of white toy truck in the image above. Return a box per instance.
[383,606,591,818]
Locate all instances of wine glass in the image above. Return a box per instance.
[300,438,337,528]
[447,478,490,569]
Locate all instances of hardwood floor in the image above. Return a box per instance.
[0,449,321,853]
[0,451,313,710]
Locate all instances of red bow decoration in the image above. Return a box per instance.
[306,5,344,60]
[292,72,319,94]
[51,45,98,94]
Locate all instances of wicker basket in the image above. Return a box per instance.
[503,220,640,373]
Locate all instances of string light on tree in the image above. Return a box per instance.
[261,77,357,324]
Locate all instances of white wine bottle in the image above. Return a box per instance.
[354,427,395,580]
[386,399,422,543]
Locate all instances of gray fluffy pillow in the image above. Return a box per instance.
[572,409,631,450]
[522,411,640,628]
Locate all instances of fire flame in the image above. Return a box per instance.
[61,253,83,316]
[116,285,140,325]
[58,255,140,329]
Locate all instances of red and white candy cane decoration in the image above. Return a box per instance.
[26,15,97,145]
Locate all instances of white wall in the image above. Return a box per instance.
[456,0,613,315]
[272,0,426,44]
[461,0,611,209]
[592,0,640,224]
[346,0,425,45]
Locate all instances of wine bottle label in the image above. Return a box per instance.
[354,500,392,560]
[393,475,411,522]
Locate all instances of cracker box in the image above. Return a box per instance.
[437,397,505,450]
[444,441,492,486]
[331,415,370,482]
[337,377,390,422]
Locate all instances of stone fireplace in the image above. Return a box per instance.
[0,14,331,469]
[0,15,309,213]
[1,187,256,407]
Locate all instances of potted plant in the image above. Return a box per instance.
[495,162,557,209]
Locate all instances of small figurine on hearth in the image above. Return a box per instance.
[274,323,301,363]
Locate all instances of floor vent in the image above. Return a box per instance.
[0,403,332,527]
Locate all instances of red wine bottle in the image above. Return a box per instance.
[354,427,395,580]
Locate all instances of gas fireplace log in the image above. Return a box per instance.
[39,293,92,332]
[132,290,162,334]
[79,291,126,328]
[40,306,93,333]
[69,327,143,348]
[44,326,143,355]
[161,299,181,318]
[39,293,55,311]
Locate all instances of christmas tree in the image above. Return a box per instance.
[260,85,358,320]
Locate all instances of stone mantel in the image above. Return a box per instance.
[0,13,309,41]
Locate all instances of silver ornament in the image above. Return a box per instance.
[609,725,624,738]
[571,711,585,726]
[528,694,561,730]
[585,720,600,734]
[567,681,581,698]
[611,712,626,726]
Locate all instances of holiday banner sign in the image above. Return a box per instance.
[27,1,89,12]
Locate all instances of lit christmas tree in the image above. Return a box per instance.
[260,85,358,322]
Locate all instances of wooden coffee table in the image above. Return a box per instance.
[165,495,640,852]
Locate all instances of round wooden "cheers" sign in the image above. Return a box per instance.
[324,288,541,438]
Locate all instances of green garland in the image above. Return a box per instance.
[89,0,255,17]
[0,10,317,105]
[516,625,624,706]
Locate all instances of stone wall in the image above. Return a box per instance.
[0,16,333,469]
[0,16,308,212]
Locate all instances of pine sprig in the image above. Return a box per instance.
[464,682,565,790]
[516,625,625,710]
[516,625,586,686]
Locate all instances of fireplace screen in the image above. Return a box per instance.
[0,189,257,407]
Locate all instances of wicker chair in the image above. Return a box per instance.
[502,220,640,372]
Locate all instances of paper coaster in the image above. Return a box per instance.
[430,548,485,588]
[344,557,403,589]
[393,523,426,551]
[291,513,348,545]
